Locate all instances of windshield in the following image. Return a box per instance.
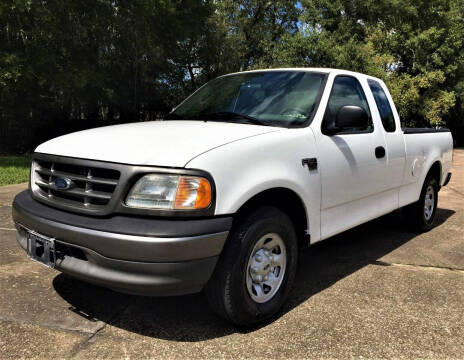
[168,71,327,127]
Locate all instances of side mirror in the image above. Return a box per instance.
[324,105,369,135]
[336,105,369,130]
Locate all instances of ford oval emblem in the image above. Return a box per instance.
[53,177,73,190]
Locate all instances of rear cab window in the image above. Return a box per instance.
[367,79,396,132]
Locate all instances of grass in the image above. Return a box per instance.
[0,156,31,186]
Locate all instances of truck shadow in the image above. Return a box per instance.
[53,208,455,341]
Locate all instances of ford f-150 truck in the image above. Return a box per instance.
[12,68,453,326]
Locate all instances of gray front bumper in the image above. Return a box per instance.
[12,191,231,296]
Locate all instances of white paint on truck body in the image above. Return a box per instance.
[35,68,454,244]
[36,121,281,168]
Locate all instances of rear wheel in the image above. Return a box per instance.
[205,206,298,326]
[407,175,439,232]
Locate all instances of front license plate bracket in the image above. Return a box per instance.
[27,231,56,268]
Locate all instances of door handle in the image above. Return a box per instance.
[375,146,386,159]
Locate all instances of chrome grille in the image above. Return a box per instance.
[32,158,120,210]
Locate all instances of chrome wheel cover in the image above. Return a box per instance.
[246,233,287,304]
[424,185,435,221]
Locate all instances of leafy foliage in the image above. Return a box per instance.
[0,0,463,152]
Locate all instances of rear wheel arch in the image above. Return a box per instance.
[427,161,442,185]
[405,160,441,232]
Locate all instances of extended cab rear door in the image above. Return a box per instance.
[366,78,406,191]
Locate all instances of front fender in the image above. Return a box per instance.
[186,128,323,241]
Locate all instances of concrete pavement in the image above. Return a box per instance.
[1,151,463,359]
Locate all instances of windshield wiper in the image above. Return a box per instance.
[202,111,267,126]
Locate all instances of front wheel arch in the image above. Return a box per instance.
[233,187,310,248]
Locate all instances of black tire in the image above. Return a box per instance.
[205,206,298,326]
[406,175,439,232]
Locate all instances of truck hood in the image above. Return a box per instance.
[35,120,282,167]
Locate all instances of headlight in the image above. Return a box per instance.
[125,174,212,210]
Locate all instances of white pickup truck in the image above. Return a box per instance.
[13,68,453,326]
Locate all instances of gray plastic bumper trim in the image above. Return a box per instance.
[13,195,229,263]
[15,225,218,296]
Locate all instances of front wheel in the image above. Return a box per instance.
[205,206,298,326]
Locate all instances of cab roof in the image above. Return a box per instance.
[222,67,382,83]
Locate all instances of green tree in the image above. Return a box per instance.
[274,0,463,128]
[1,0,463,153]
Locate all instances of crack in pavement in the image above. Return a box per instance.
[372,260,464,273]
[69,324,107,357]
[0,295,131,345]
[0,306,123,358]
[444,186,464,197]
[69,301,132,358]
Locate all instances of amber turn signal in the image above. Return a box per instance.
[174,176,212,209]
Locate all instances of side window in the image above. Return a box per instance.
[322,76,373,134]
[368,79,396,132]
